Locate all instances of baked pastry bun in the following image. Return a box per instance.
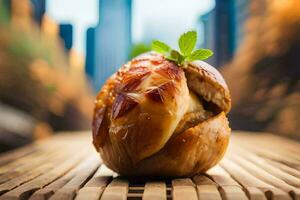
[92,52,231,177]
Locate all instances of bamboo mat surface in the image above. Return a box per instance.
[0,131,299,200]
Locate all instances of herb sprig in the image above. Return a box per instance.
[151,31,213,66]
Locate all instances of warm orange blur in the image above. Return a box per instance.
[222,0,300,138]
[0,0,94,149]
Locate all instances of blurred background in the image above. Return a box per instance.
[0,0,299,152]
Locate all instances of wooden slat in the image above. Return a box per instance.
[143,182,166,200]
[232,135,300,167]
[236,133,300,155]
[192,174,217,186]
[49,156,100,200]
[244,187,266,200]
[220,158,290,199]
[265,159,300,179]
[243,135,300,162]
[0,151,50,175]
[229,156,300,199]
[192,175,222,200]
[206,165,241,187]
[100,178,128,200]
[0,150,61,184]
[0,148,90,200]
[172,178,198,200]
[75,164,112,200]
[0,150,74,195]
[29,159,86,200]
[196,185,221,200]
[0,131,300,200]
[0,134,90,180]
[0,145,37,167]
[219,186,248,200]
[229,147,300,188]
[207,164,248,200]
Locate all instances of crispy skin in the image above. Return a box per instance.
[126,112,230,177]
[185,61,231,113]
[93,52,231,177]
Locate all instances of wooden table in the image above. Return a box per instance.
[0,131,299,200]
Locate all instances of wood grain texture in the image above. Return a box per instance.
[100,178,128,200]
[172,179,198,200]
[75,165,112,200]
[143,182,166,200]
[0,131,299,200]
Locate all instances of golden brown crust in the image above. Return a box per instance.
[93,52,189,163]
[92,52,231,177]
[112,112,230,177]
[185,61,231,113]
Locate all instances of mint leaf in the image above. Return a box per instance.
[151,31,214,66]
[165,56,177,62]
[169,50,185,64]
[188,49,213,61]
[170,50,181,60]
[151,40,171,54]
[178,31,197,56]
[165,50,181,63]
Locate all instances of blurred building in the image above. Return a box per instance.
[30,0,46,26]
[59,24,73,52]
[0,0,94,152]
[10,0,34,29]
[199,0,249,67]
[93,0,132,90]
[233,0,249,49]
[8,0,49,30]
[85,27,96,80]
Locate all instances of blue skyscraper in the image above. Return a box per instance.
[94,0,132,90]
[85,27,96,80]
[31,0,46,26]
[233,0,249,48]
[198,10,217,66]
[59,24,73,52]
[198,0,249,67]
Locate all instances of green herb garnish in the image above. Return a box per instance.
[151,31,213,66]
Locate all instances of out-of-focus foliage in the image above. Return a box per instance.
[129,42,151,59]
[0,0,9,25]
[0,1,94,143]
[222,0,300,139]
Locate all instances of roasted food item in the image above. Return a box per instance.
[92,52,231,177]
